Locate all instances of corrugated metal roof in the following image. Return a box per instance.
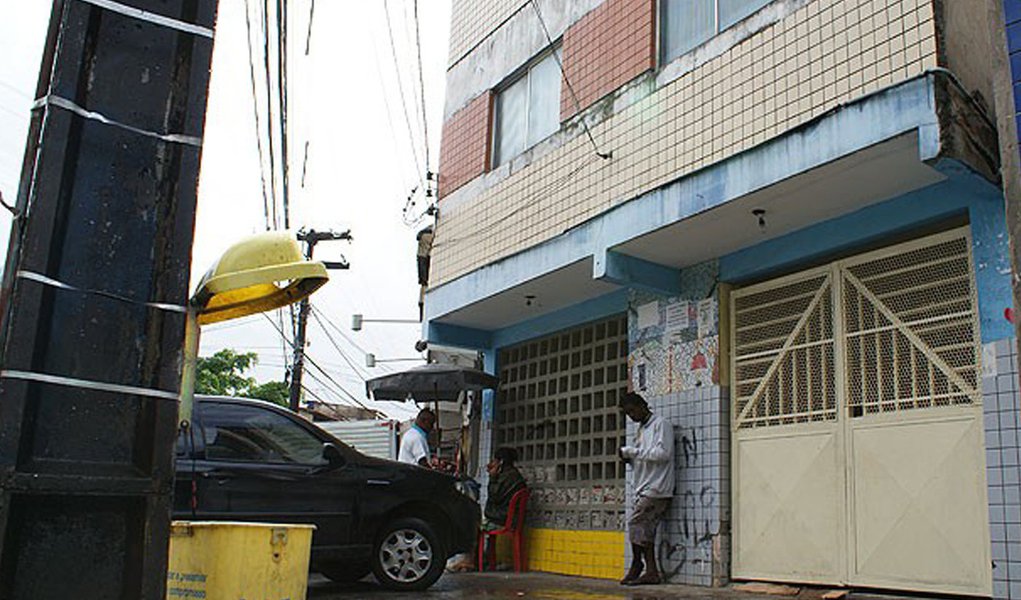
[319,420,397,461]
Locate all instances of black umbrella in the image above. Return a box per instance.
[365,362,500,402]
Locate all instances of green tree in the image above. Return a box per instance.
[196,349,289,407]
[249,380,290,407]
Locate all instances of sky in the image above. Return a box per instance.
[0,2,452,421]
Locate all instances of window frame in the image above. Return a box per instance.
[658,0,773,66]
[491,44,563,168]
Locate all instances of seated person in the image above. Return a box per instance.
[483,447,527,530]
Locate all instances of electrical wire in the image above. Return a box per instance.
[305,356,369,408]
[300,383,329,404]
[0,80,30,99]
[261,312,372,409]
[304,0,315,55]
[303,368,357,403]
[274,307,291,376]
[432,152,598,250]
[309,305,404,376]
[202,313,263,332]
[309,308,371,383]
[276,0,291,229]
[528,0,611,160]
[382,0,424,182]
[362,3,427,227]
[371,39,417,190]
[412,0,430,174]
[243,0,273,231]
[261,0,281,229]
[300,140,309,188]
[0,103,22,118]
[309,305,372,357]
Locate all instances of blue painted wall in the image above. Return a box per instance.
[720,168,1014,342]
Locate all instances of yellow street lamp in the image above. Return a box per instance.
[179,232,329,425]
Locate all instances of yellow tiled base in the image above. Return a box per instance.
[493,528,625,580]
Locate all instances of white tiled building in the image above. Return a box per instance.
[427,0,1019,596]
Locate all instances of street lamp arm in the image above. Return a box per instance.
[351,313,420,330]
[365,352,425,368]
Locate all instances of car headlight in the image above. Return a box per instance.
[454,478,480,502]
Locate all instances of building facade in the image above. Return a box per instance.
[427,0,1017,596]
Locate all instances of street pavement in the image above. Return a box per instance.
[306,571,913,599]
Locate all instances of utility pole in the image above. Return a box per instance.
[0,2,216,598]
[289,228,350,411]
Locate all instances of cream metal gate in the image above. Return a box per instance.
[731,228,991,596]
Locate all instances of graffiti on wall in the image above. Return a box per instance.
[659,483,720,578]
[658,421,722,580]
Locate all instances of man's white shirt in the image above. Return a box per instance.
[620,414,675,498]
[398,425,430,465]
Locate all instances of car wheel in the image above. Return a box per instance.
[319,561,371,583]
[371,517,446,591]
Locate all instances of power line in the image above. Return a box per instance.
[370,43,415,187]
[309,305,402,376]
[202,313,263,332]
[432,152,597,250]
[300,140,309,188]
[528,0,611,160]
[0,102,24,118]
[382,0,424,182]
[303,368,356,404]
[300,382,329,404]
[304,0,315,55]
[310,305,371,357]
[261,312,371,410]
[309,307,370,383]
[243,0,273,230]
[0,80,30,99]
[276,0,291,229]
[275,307,291,376]
[412,0,430,174]
[260,0,281,228]
[305,355,369,408]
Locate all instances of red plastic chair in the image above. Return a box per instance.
[477,487,530,572]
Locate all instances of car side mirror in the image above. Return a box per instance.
[322,442,345,467]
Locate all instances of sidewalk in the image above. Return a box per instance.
[307,571,923,599]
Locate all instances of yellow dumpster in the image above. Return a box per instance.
[166,521,316,600]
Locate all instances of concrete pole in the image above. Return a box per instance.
[0,1,218,597]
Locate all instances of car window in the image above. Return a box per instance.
[200,402,327,465]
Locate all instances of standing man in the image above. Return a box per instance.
[619,392,675,586]
[398,408,436,467]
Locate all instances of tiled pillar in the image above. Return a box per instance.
[625,386,731,586]
[984,338,1021,599]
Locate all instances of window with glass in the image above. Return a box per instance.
[493,48,562,166]
[201,402,327,465]
[661,0,771,63]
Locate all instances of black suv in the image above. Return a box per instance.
[173,396,480,591]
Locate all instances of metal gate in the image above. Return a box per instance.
[731,228,991,596]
